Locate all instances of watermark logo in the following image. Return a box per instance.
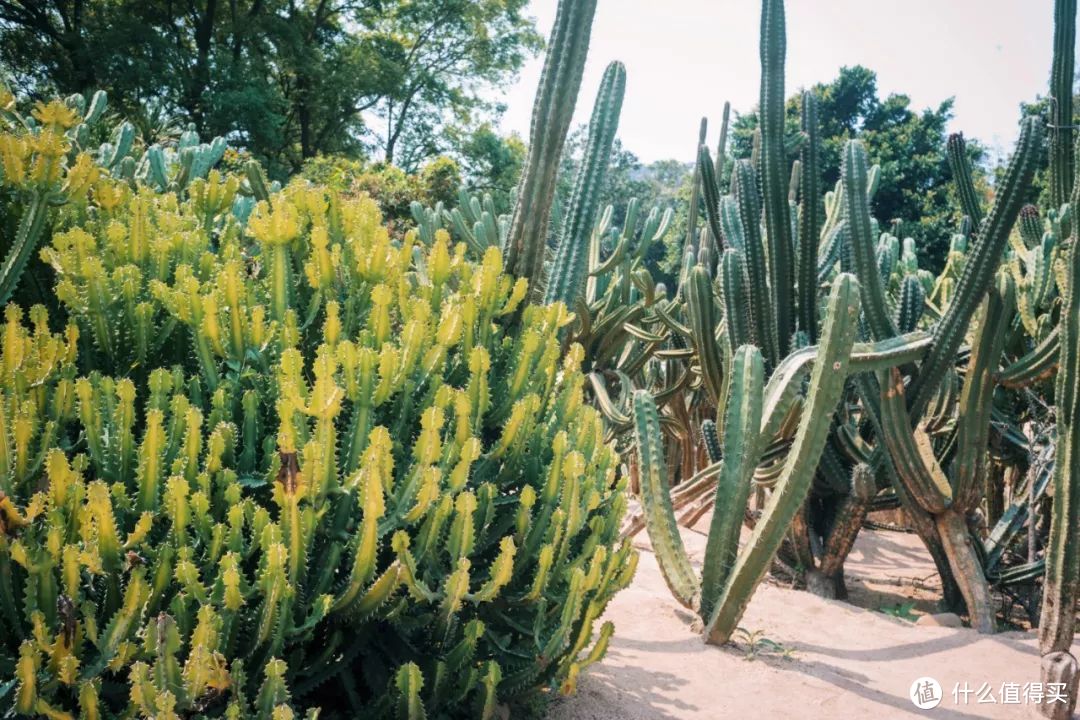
[910,677,943,710]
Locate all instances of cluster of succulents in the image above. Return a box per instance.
[0,78,634,717]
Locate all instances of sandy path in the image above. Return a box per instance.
[550,524,1042,719]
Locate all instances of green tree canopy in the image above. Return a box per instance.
[0,0,541,178]
[731,65,986,272]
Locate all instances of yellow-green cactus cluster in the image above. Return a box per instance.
[0,151,634,717]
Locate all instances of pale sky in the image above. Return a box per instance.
[497,0,1060,164]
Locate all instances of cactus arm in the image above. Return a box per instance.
[719,249,753,351]
[953,274,1014,511]
[699,345,764,622]
[929,276,1016,635]
[719,196,745,252]
[685,118,708,258]
[797,92,822,342]
[715,101,731,187]
[909,118,1042,417]
[997,325,1060,388]
[699,145,724,255]
[505,0,598,292]
[946,133,984,228]
[758,330,930,445]
[705,273,860,644]
[686,265,724,406]
[546,61,626,305]
[632,390,699,609]
[842,140,899,341]
[876,368,953,514]
[817,463,876,579]
[732,160,777,365]
[1050,0,1077,210]
[759,0,794,357]
[895,274,926,334]
[0,191,48,306]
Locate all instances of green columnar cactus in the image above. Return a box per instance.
[699,345,764,621]
[759,0,795,358]
[715,101,731,187]
[685,118,709,260]
[797,91,822,342]
[546,61,627,306]
[634,273,861,643]
[686,265,725,406]
[505,0,598,296]
[719,249,753,353]
[895,274,926,334]
[909,118,1042,418]
[946,133,984,229]
[1051,0,1077,210]
[699,144,724,257]
[704,273,859,643]
[1038,171,1080,719]
[842,141,899,342]
[732,160,778,365]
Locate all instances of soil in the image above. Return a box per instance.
[548,517,1043,719]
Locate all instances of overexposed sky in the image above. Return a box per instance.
[497,0,1059,164]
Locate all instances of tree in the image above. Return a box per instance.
[0,0,540,178]
[453,122,527,212]
[730,66,986,272]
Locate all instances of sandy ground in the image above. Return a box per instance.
[549,520,1042,720]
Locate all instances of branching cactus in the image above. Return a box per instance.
[546,61,627,306]
[633,273,861,644]
[0,92,102,306]
[0,159,634,717]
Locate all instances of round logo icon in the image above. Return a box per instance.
[910,677,943,710]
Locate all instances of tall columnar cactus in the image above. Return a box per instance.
[685,117,709,261]
[797,91,822,342]
[546,61,627,306]
[843,141,899,342]
[634,273,860,644]
[1051,0,1077,210]
[505,0,598,296]
[759,0,794,358]
[1038,160,1080,719]
[732,160,778,365]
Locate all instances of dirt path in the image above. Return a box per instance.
[549,525,1042,719]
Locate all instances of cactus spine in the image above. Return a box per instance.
[505,0,598,295]
[546,61,626,305]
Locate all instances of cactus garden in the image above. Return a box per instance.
[1,0,1079,717]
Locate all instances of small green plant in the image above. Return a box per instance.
[879,601,920,623]
[731,628,796,662]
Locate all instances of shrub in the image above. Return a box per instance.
[0,96,633,718]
